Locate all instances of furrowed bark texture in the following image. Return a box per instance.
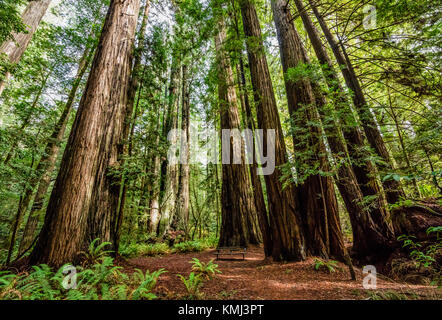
[240,0,305,261]
[215,18,259,247]
[30,0,141,266]
[306,0,405,205]
[18,44,95,256]
[272,0,345,259]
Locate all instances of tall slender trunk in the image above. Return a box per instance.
[293,0,392,235]
[149,100,164,235]
[114,0,150,250]
[2,69,52,166]
[306,0,405,205]
[232,1,271,255]
[387,87,420,197]
[0,0,52,96]
[173,64,190,234]
[159,56,181,235]
[17,44,95,257]
[29,0,141,267]
[271,0,345,259]
[239,0,305,261]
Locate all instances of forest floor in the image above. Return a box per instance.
[120,246,440,300]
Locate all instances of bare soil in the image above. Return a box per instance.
[119,246,440,300]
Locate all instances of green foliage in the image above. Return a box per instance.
[397,227,441,269]
[0,257,166,300]
[313,258,342,273]
[120,242,170,258]
[173,240,206,253]
[80,238,113,265]
[177,272,205,300]
[189,258,221,280]
[0,0,26,45]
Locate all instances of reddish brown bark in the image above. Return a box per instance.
[293,0,393,237]
[306,0,405,205]
[271,0,345,259]
[29,0,141,266]
[215,17,259,247]
[240,0,305,261]
[17,44,95,257]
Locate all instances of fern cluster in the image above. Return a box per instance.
[177,258,221,299]
[0,257,166,300]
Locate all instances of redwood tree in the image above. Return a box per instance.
[29,0,141,266]
[239,0,305,261]
[215,15,259,247]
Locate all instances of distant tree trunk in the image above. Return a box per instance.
[239,0,305,261]
[307,0,405,205]
[159,56,181,235]
[29,0,141,267]
[215,17,259,247]
[386,87,421,197]
[0,0,52,96]
[2,68,52,166]
[149,108,163,235]
[17,44,95,257]
[293,0,392,235]
[271,0,345,259]
[173,64,190,234]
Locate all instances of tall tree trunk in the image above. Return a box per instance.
[239,0,305,261]
[271,0,345,259]
[159,56,181,235]
[17,44,95,257]
[114,0,150,250]
[29,0,141,267]
[173,64,190,235]
[232,1,271,256]
[149,104,163,235]
[215,17,258,247]
[293,0,392,235]
[0,0,52,96]
[386,87,420,197]
[306,0,405,205]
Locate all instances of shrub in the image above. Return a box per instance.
[173,241,206,253]
[313,258,342,273]
[138,243,170,256]
[0,257,166,300]
[80,238,113,266]
[190,258,221,280]
[119,242,170,258]
[177,272,204,300]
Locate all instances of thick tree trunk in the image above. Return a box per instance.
[0,0,51,96]
[293,0,392,236]
[239,0,305,261]
[29,0,141,267]
[271,0,345,259]
[215,18,259,247]
[232,3,271,255]
[17,45,95,257]
[306,0,405,205]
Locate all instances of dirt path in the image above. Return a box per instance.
[120,246,439,300]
